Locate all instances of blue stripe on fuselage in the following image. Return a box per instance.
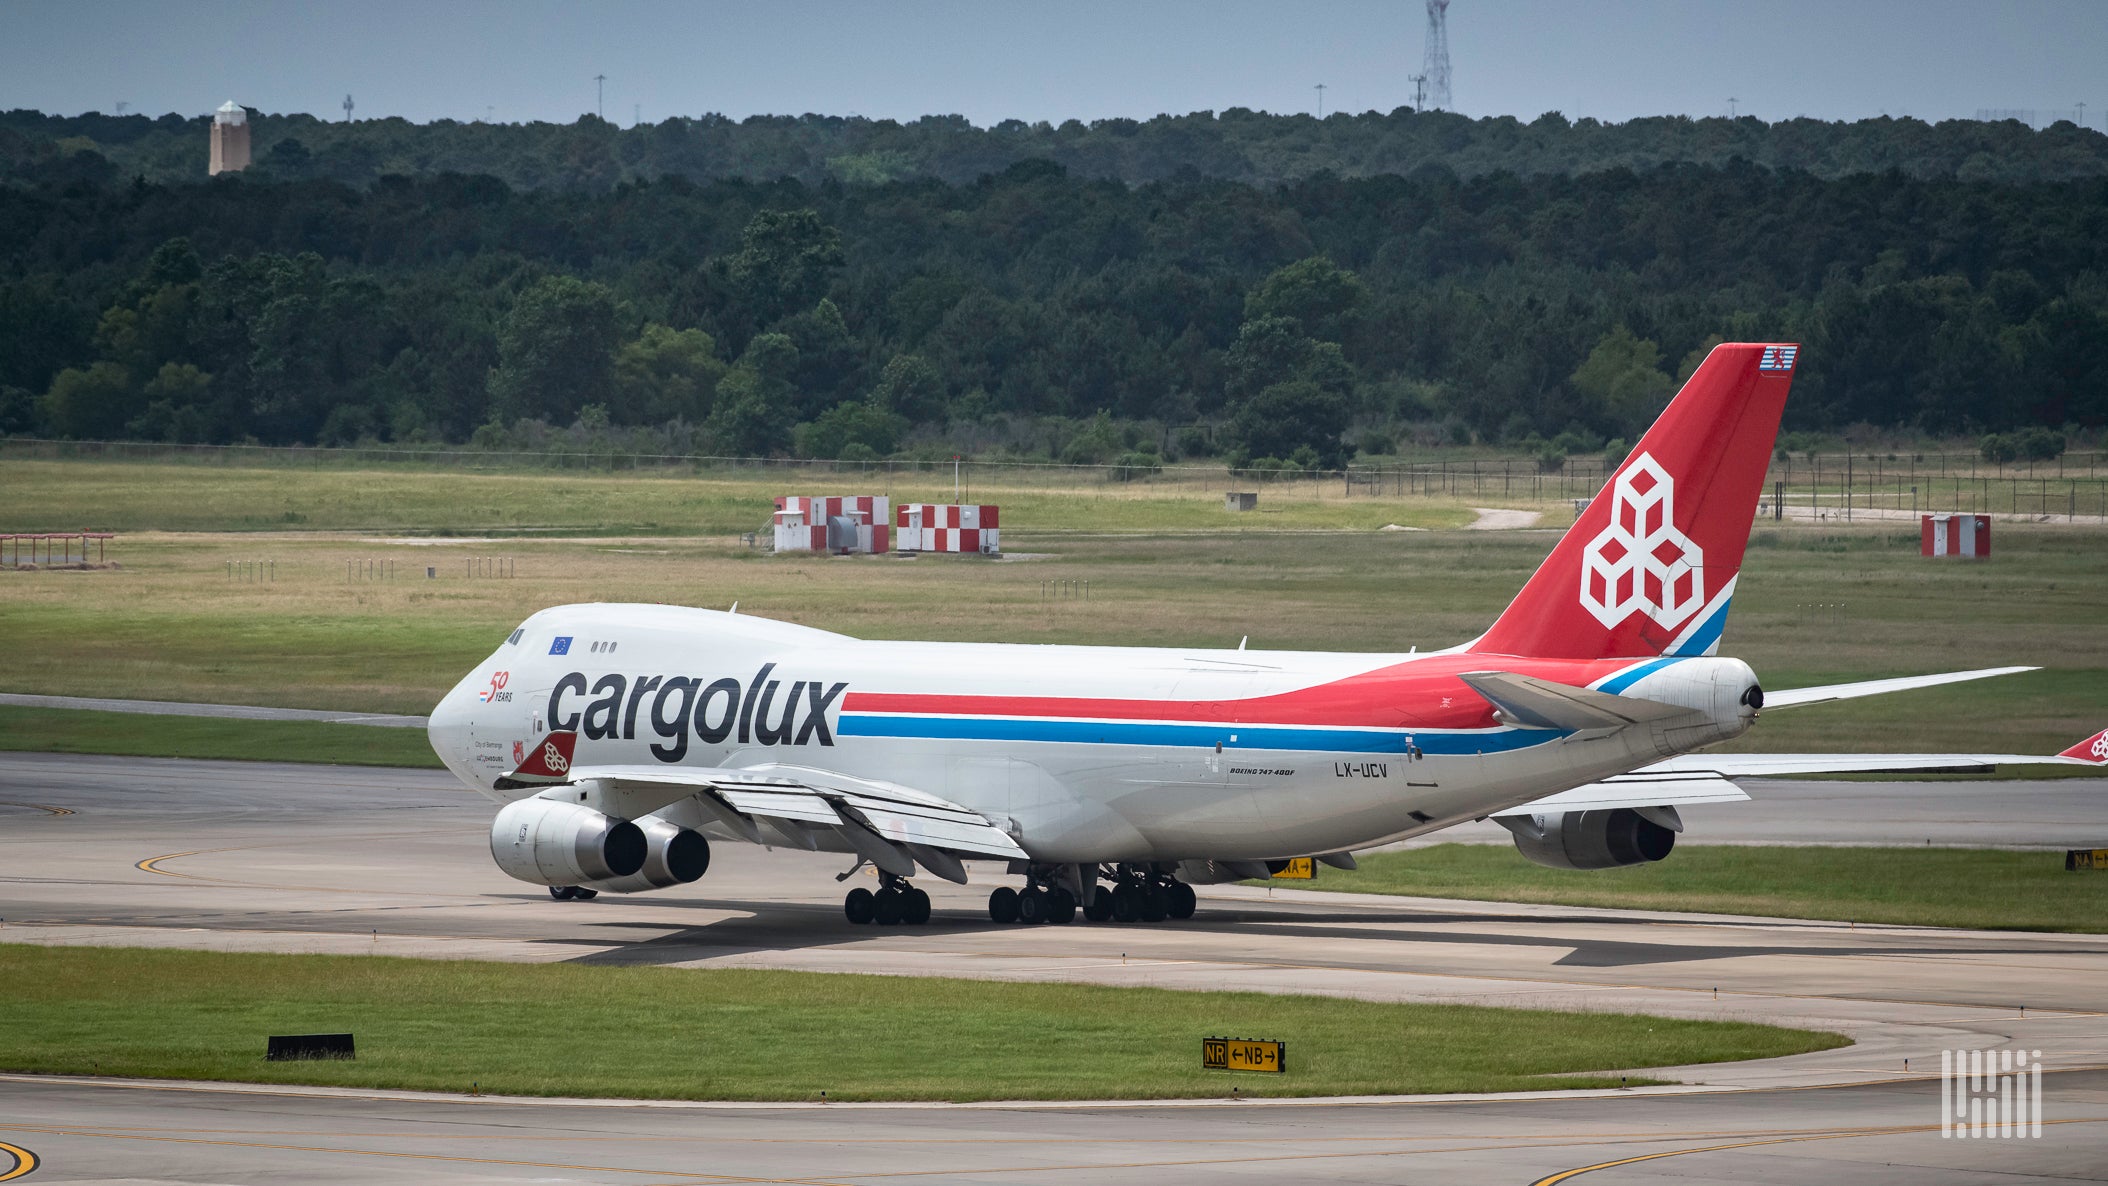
[835,714,1565,754]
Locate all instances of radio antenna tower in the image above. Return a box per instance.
[1422,0,1452,111]
[342,94,354,122]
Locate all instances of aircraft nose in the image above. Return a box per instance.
[427,678,478,784]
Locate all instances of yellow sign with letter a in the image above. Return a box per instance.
[1203,1037,1287,1073]
[1271,858,1316,880]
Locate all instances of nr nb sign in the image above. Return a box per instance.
[1203,1037,1286,1073]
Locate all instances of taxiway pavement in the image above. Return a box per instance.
[2,752,2105,1183]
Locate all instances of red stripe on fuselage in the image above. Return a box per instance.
[841,654,1643,731]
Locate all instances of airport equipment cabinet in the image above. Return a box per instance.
[1921,513,1991,558]
[774,495,891,554]
[897,504,1001,554]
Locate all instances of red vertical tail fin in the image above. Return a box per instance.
[1469,343,1798,661]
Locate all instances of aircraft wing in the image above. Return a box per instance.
[1762,666,2037,709]
[1496,727,2106,819]
[503,734,1028,872]
[1494,771,1749,817]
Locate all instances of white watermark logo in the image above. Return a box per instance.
[1579,452,1704,630]
[1943,1049,2042,1138]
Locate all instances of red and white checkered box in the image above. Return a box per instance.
[895,505,1001,553]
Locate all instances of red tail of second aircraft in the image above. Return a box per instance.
[1469,342,1799,662]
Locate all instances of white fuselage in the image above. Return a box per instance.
[429,604,1755,863]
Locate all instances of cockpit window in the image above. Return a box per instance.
[506,628,525,646]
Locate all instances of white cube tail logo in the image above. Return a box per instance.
[1580,453,1705,629]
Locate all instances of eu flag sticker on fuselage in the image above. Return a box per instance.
[549,636,573,655]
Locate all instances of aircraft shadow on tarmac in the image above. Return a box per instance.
[516,894,2108,971]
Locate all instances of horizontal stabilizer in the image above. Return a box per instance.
[1460,670,1699,731]
[1763,666,2036,709]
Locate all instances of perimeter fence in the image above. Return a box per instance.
[5,437,2105,523]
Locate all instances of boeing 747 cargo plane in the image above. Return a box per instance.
[429,343,2105,927]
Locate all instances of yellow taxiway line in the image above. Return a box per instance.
[0,1140,38,1181]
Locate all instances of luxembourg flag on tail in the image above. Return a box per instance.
[1469,343,1800,662]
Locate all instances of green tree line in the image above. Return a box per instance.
[7,107,2107,192]
[1,148,2103,465]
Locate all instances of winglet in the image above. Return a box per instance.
[511,731,578,782]
[2057,728,2108,765]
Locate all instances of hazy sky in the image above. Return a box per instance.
[4,0,2102,129]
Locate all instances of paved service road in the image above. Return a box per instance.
[0,691,428,728]
[2,752,2106,1184]
[1,1070,2102,1185]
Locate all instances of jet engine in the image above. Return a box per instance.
[1500,807,1676,870]
[490,797,647,887]
[1177,859,1291,884]
[579,817,711,894]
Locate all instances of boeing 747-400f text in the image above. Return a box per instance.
[429,343,2106,926]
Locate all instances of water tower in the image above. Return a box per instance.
[209,101,251,175]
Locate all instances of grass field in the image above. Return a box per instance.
[1274,845,2108,933]
[3,458,2105,753]
[0,707,441,767]
[0,945,1845,1100]
[0,458,1479,535]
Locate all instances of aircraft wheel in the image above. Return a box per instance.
[1111,883,1141,923]
[572,888,598,901]
[1046,887,1077,924]
[843,887,875,925]
[548,886,575,900]
[1166,882,1197,919]
[903,887,932,926]
[1083,886,1114,922]
[988,886,1020,924]
[1016,887,1047,925]
[1140,884,1168,923]
[873,887,905,926]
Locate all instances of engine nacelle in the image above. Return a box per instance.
[490,797,647,887]
[580,817,711,894]
[1501,807,1676,870]
[1177,859,1277,884]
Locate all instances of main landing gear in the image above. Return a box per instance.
[989,864,1196,925]
[843,872,932,926]
[548,885,598,900]
[987,882,1077,925]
